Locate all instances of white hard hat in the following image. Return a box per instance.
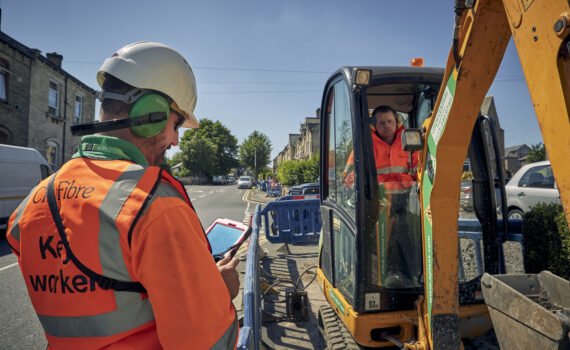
[97,41,199,128]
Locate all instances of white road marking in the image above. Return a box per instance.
[0,262,18,272]
[241,189,250,202]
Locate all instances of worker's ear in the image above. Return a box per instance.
[395,112,403,128]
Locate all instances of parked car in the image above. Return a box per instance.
[0,145,52,230]
[237,176,254,189]
[460,178,505,213]
[506,160,560,219]
[288,182,320,199]
[226,176,235,184]
[212,175,226,185]
[460,180,473,211]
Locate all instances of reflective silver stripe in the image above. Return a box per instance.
[98,164,145,282]
[38,297,154,337]
[211,311,238,350]
[7,192,33,242]
[140,181,187,216]
[97,164,154,312]
[377,166,409,174]
[387,188,412,194]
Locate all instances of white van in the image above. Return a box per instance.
[0,145,52,229]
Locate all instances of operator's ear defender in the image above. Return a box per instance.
[70,89,171,138]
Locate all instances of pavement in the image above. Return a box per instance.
[235,188,326,349]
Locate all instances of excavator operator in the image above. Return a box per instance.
[370,105,422,288]
[343,105,422,288]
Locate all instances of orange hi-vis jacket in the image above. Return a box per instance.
[343,127,418,192]
[371,126,418,193]
[7,154,238,349]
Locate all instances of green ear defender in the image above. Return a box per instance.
[129,93,170,137]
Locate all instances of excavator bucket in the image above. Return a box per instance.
[481,272,570,350]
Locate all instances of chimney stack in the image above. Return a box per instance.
[46,52,63,68]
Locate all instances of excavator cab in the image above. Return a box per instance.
[318,67,440,346]
[317,66,509,347]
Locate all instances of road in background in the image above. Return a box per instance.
[0,183,249,349]
[188,184,250,228]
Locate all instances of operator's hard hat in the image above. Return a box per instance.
[97,41,199,128]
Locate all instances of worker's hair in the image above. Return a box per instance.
[100,74,134,118]
[372,105,399,125]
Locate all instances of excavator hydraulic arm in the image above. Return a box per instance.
[419,0,570,349]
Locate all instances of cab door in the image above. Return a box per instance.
[319,75,359,305]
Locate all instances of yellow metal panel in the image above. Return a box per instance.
[420,0,511,347]
[502,0,570,225]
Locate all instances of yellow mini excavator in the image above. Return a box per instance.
[315,1,570,349]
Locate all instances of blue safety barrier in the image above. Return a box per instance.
[261,198,321,244]
[236,204,262,350]
[266,183,282,197]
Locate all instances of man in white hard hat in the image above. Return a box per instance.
[7,42,239,349]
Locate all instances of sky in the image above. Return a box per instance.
[1,0,542,161]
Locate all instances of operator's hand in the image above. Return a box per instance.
[216,253,240,300]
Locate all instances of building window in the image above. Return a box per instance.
[74,94,83,124]
[48,80,60,116]
[46,140,59,169]
[0,60,8,101]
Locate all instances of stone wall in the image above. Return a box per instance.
[28,57,95,169]
[0,41,32,146]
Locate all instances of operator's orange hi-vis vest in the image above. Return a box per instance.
[6,158,238,349]
[342,127,418,192]
[372,126,418,193]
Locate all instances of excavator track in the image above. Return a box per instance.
[318,305,361,350]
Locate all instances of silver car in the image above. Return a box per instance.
[237,176,253,189]
[506,160,561,219]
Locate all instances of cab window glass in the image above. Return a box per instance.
[416,98,432,127]
[331,80,355,216]
[332,214,355,302]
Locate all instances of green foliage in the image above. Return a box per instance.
[179,118,239,177]
[239,131,272,179]
[168,152,189,176]
[276,155,320,186]
[302,155,319,182]
[258,167,273,180]
[277,160,301,185]
[523,203,570,279]
[525,142,546,164]
[180,133,217,177]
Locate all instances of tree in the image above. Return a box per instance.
[180,133,217,177]
[179,118,239,177]
[240,131,272,179]
[276,160,302,185]
[167,152,190,176]
[525,142,546,164]
[302,155,320,183]
[276,155,319,185]
[196,119,239,175]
